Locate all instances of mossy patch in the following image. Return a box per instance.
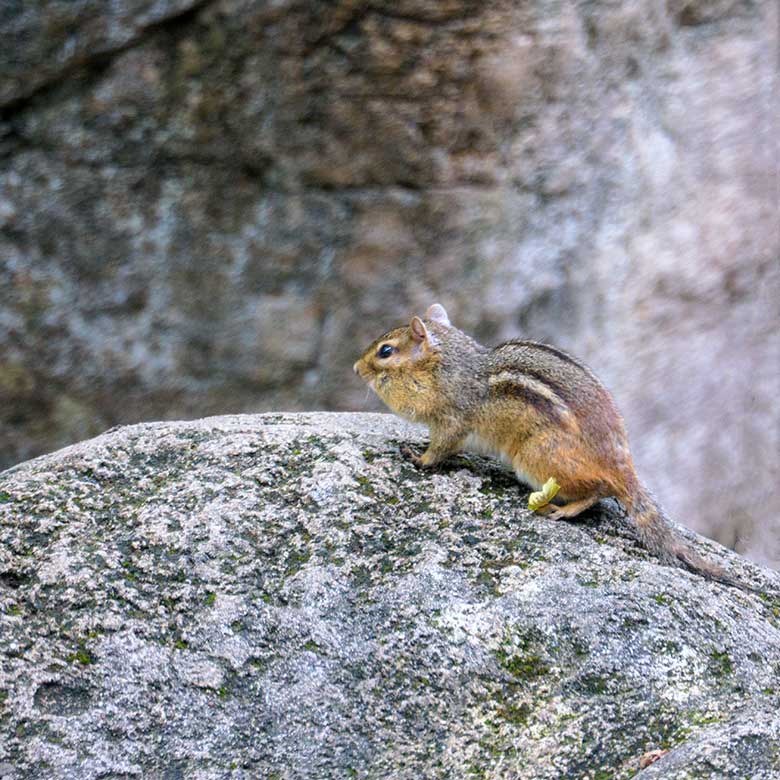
[66,647,95,666]
[576,674,609,695]
[496,700,532,725]
[350,564,372,588]
[661,640,681,655]
[482,556,518,571]
[709,650,733,677]
[497,649,550,680]
[285,548,312,576]
[688,710,722,726]
[121,560,138,582]
[355,475,375,496]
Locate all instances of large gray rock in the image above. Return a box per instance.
[1,412,779,779]
[0,0,778,565]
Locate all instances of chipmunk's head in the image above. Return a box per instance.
[353,303,452,422]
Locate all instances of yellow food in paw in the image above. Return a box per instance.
[528,477,561,511]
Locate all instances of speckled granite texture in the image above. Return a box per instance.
[1,412,779,779]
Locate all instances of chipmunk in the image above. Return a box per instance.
[353,303,753,591]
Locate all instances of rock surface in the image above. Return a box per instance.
[1,412,779,780]
[1,0,778,564]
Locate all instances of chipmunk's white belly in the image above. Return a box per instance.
[464,433,541,490]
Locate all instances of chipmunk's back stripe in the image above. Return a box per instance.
[498,340,585,371]
[489,371,567,422]
[520,368,575,405]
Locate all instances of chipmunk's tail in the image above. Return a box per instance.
[622,483,757,593]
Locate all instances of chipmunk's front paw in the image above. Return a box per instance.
[400,444,424,468]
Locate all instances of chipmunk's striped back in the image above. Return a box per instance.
[486,341,629,458]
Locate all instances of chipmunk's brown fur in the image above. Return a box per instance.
[354,303,753,591]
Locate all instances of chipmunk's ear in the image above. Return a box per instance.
[411,316,440,350]
[425,303,451,327]
[410,316,429,343]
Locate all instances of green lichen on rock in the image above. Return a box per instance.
[498,652,550,680]
[0,412,779,780]
[66,645,96,666]
[708,649,734,678]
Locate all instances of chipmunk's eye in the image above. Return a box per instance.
[376,344,394,359]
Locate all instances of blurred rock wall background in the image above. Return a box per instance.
[1,0,778,564]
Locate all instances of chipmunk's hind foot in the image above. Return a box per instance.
[545,495,601,521]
